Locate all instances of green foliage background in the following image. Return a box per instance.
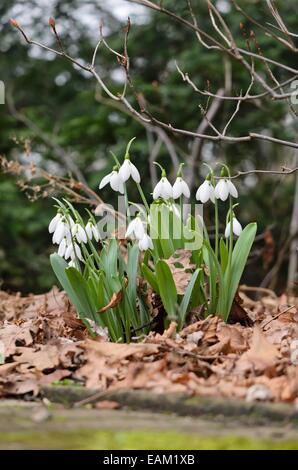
[0,0,297,293]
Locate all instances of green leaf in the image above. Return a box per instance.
[65,267,96,321]
[220,238,229,273]
[50,254,84,314]
[224,223,257,319]
[141,263,160,294]
[156,259,178,319]
[178,268,201,329]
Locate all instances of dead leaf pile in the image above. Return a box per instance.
[0,286,297,404]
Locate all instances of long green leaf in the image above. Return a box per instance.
[50,253,83,314]
[178,268,201,329]
[156,259,178,319]
[224,222,257,319]
[65,267,96,321]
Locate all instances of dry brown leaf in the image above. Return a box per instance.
[237,326,279,375]
[98,279,128,313]
[166,250,195,295]
[14,345,59,371]
[81,339,159,362]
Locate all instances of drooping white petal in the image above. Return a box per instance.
[215,179,229,201]
[125,217,144,240]
[161,177,173,199]
[130,162,141,183]
[227,180,238,198]
[133,218,145,240]
[172,178,183,199]
[119,160,131,182]
[110,171,121,192]
[77,225,87,244]
[125,219,137,238]
[74,243,83,261]
[209,184,215,203]
[232,217,242,236]
[85,222,93,240]
[196,180,209,203]
[225,217,243,238]
[58,238,67,257]
[99,172,112,190]
[49,213,61,233]
[117,180,125,195]
[65,244,73,260]
[181,179,190,198]
[225,222,231,239]
[92,224,100,242]
[153,180,163,199]
[138,233,154,251]
[53,221,65,244]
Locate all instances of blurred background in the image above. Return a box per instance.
[0,0,297,294]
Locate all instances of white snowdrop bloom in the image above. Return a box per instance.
[119,159,141,183]
[172,177,190,199]
[153,177,173,200]
[48,212,62,233]
[215,179,238,201]
[65,242,83,261]
[227,179,238,198]
[138,233,154,251]
[196,180,215,203]
[85,221,93,240]
[91,224,100,242]
[99,170,124,194]
[225,217,243,238]
[52,220,67,245]
[58,237,67,257]
[125,216,145,240]
[85,221,100,242]
[72,223,87,244]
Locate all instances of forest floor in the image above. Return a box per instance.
[1,286,297,403]
[1,286,298,449]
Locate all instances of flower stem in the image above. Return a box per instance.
[123,183,131,223]
[214,197,219,260]
[136,182,150,213]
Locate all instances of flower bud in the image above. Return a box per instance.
[48,17,56,28]
[10,18,19,28]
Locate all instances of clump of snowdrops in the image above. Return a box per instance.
[49,138,256,342]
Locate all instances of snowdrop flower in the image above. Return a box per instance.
[71,223,87,244]
[48,212,62,233]
[225,217,242,238]
[52,219,68,245]
[125,216,145,240]
[85,221,100,242]
[119,158,140,183]
[99,168,124,194]
[138,233,153,251]
[172,176,190,199]
[153,176,173,200]
[215,179,238,201]
[196,179,215,203]
[65,242,83,261]
[58,237,67,257]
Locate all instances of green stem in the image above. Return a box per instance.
[226,195,234,315]
[123,183,131,223]
[214,198,219,260]
[136,182,150,213]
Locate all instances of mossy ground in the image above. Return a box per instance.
[1,429,298,450]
